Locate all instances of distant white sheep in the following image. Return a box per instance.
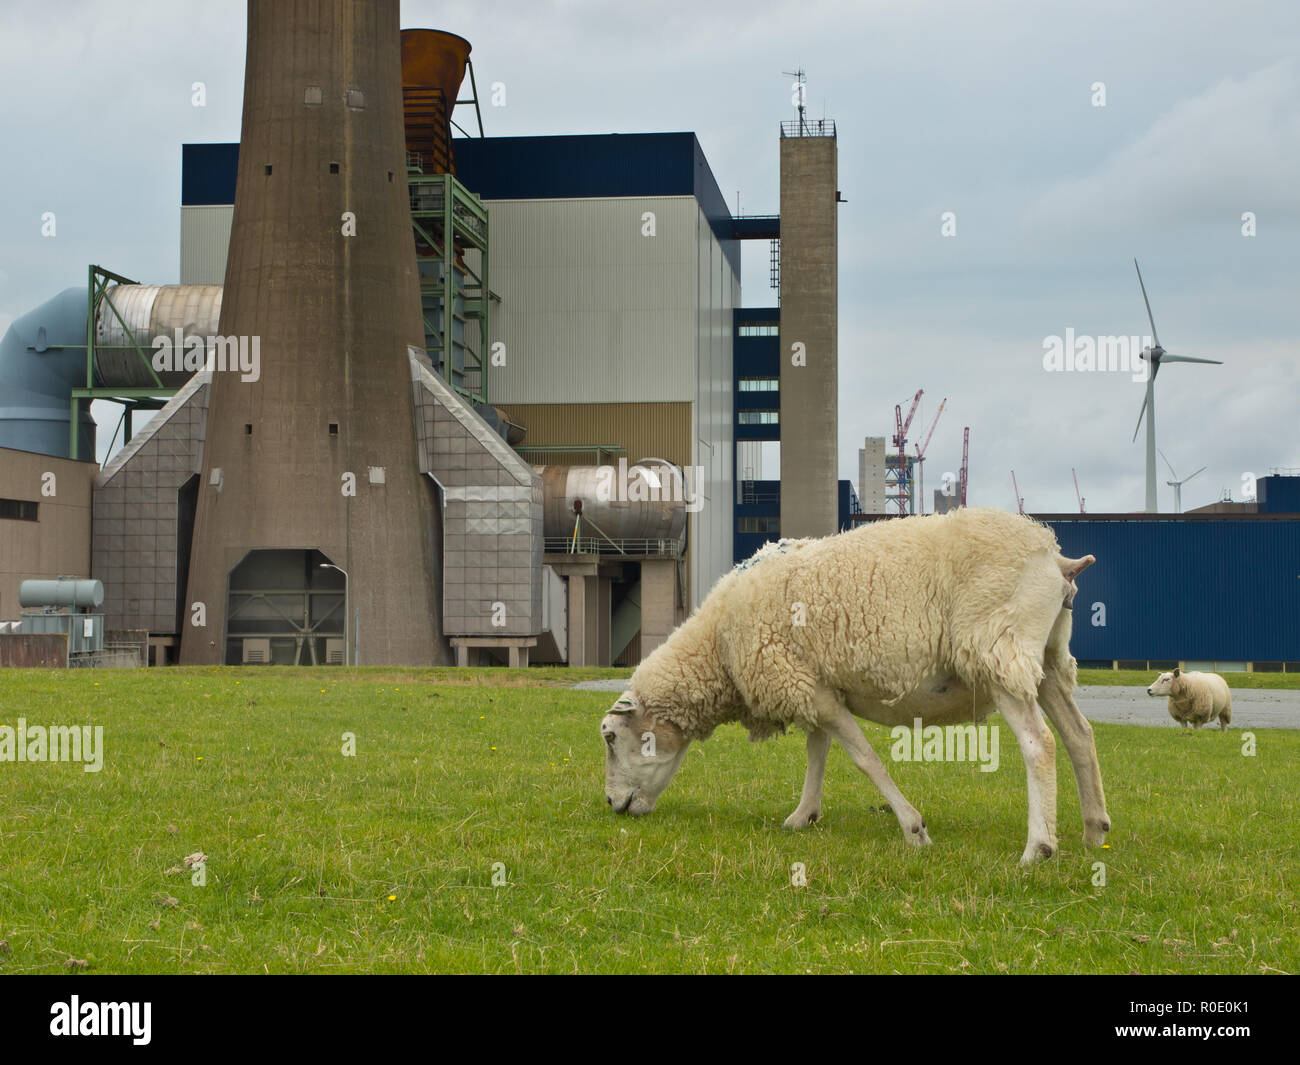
[1147,668,1232,730]
[600,508,1110,864]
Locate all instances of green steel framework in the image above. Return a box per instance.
[406,167,492,404]
[68,264,177,461]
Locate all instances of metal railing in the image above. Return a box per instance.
[740,482,779,504]
[780,118,836,138]
[544,536,684,558]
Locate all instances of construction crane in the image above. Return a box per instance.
[959,427,969,506]
[1072,468,1086,514]
[1011,469,1024,515]
[913,397,947,514]
[891,389,923,516]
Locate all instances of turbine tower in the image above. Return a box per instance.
[1159,449,1205,514]
[1130,259,1222,513]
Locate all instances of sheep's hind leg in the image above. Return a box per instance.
[784,727,830,829]
[994,692,1058,864]
[1037,657,1110,848]
[813,688,931,848]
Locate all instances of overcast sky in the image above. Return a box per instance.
[2,0,1296,512]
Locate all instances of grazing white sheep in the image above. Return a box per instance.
[600,508,1110,864]
[1147,668,1232,730]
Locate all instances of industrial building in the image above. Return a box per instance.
[849,474,1300,671]
[1,2,1294,672]
[0,4,848,668]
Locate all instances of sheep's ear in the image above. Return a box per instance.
[1173,668,1180,677]
[609,692,639,716]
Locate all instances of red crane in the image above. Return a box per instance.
[1073,468,1086,514]
[1011,469,1024,515]
[892,389,923,516]
[913,397,946,514]
[959,427,969,507]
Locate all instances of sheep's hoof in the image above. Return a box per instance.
[1020,840,1057,864]
[904,822,932,848]
[783,808,820,830]
[1083,818,1110,847]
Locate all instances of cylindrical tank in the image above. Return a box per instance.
[401,29,471,174]
[95,284,224,388]
[19,578,104,609]
[536,462,689,543]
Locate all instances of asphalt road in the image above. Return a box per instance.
[573,679,1300,730]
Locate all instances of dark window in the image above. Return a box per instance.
[264,164,272,175]
[329,162,340,174]
[328,423,339,436]
[244,424,253,435]
[0,498,38,522]
[737,516,779,534]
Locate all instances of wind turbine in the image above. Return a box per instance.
[1130,259,1222,512]
[1158,449,1205,514]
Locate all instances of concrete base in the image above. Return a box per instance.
[543,553,683,667]
[450,636,538,667]
[639,558,679,660]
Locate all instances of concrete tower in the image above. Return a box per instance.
[182,0,448,665]
[778,124,839,539]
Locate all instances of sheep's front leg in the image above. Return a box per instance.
[783,727,830,829]
[814,689,931,848]
[995,693,1058,864]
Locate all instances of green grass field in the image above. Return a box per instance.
[1077,669,1300,689]
[1,666,1296,974]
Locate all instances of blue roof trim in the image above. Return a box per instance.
[454,133,739,275]
[180,133,741,274]
[182,143,239,206]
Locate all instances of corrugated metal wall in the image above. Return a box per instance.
[691,201,736,604]
[485,197,699,404]
[496,402,691,468]
[180,206,233,285]
[1045,517,1300,662]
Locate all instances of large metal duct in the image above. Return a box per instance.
[536,462,689,543]
[0,287,96,458]
[0,283,229,459]
[400,29,471,174]
[95,284,223,388]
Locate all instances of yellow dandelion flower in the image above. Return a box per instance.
[196,756,203,761]
[387,894,396,901]
[490,746,497,751]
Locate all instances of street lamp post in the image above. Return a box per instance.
[319,562,349,666]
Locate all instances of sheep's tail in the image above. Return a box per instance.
[1058,554,1095,580]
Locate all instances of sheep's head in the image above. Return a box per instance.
[601,691,689,816]
[1147,668,1180,696]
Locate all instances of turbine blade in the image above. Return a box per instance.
[1187,466,1207,481]
[1132,392,1149,443]
[1134,258,1160,349]
[1159,353,1222,365]
[1157,448,1177,477]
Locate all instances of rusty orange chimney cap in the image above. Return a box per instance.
[401,28,472,87]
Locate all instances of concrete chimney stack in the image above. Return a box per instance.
[182,0,448,665]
